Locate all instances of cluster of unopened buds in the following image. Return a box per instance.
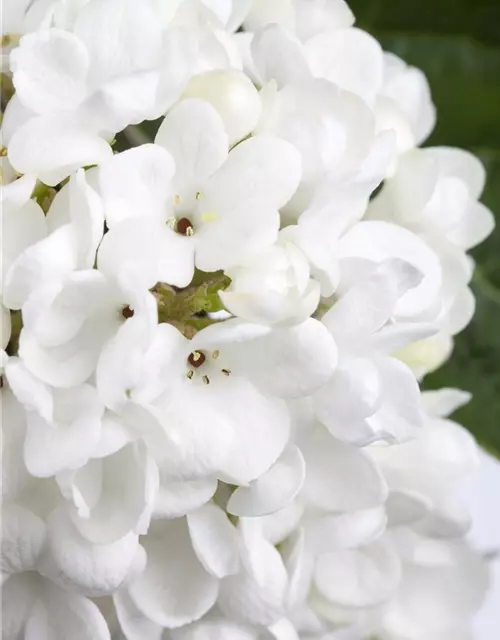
[0,1,496,639]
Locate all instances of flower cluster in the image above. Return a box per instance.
[1,1,495,639]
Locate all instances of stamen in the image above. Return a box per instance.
[188,351,206,368]
[221,369,231,376]
[0,147,8,157]
[166,216,177,229]
[196,192,202,200]
[202,375,210,385]
[212,350,220,360]
[177,217,194,236]
[186,370,194,380]
[121,305,134,319]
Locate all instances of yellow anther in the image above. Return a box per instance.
[212,350,220,360]
[186,226,194,237]
[221,369,231,376]
[196,192,202,200]
[174,194,181,205]
[202,375,210,385]
[0,147,8,157]
[186,370,194,380]
[192,351,202,362]
[166,216,177,229]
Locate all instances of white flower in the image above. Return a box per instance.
[96,314,336,485]
[243,0,354,41]
[250,23,383,107]
[2,502,111,640]
[376,532,490,640]
[369,147,495,333]
[98,99,301,288]
[376,53,436,156]
[370,388,479,536]
[7,0,196,183]
[313,259,432,445]
[0,0,494,637]
[220,233,320,326]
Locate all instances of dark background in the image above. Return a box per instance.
[348,0,500,456]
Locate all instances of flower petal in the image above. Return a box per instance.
[300,428,388,511]
[154,475,218,520]
[187,503,239,578]
[68,439,159,544]
[219,519,288,626]
[11,28,89,114]
[227,446,305,517]
[338,221,442,318]
[1,503,46,574]
[155,99,228,185]
[208,376,290,485]
[98,144,174,228]
[129,519,219,628]
[205,134,301,212]
[97,217,194,288]
[24,384,104,478]
[314,536,402,608]
[251,25,310,88]
[224,318,338,398]
[8,115,112,186]
[304,28,383,105]
[39,508,146,597]
[3,225,78,310]
[29,582,112,640]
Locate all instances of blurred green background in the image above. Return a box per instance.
[348,0,500,456]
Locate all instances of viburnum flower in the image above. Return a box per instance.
[98,99,301,288]
[0,0,496,638]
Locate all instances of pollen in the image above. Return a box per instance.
[188,351,206,368]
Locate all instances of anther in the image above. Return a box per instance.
[202,375,210,385]
[166,216,177,229]
[188,351,206,368]
[0,147,8,157]
[174,194,181,205]
[196,192,202,200]
[221,369,231,376]
[212,350,220,360]
[121,305,134,319]
[186,370,194,380]
[177,217,194,236]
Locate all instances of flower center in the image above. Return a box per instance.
[188,350,206,368]
[185,349,231,384]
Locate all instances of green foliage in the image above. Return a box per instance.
[349,0,500,456]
